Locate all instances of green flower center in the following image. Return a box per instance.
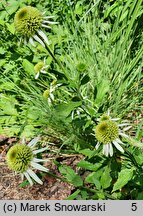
[34,62,44,73]
[95,120,119,144]
[14,6,43,37]
[6,144,33,173]
[100,114,110,121]
[43,89,50,99]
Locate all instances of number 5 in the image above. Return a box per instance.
[131,203,137,211]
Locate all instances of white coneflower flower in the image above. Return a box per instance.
[43,80,61,104]
[34,58,49,79]
[6,137,49,186]
[95,113,131,157]
[14,6,58,47]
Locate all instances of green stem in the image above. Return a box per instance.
[42,40,68,80]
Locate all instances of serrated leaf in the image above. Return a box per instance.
[59,165,83,187]
[112,168,134,192]
[100,166,112,189]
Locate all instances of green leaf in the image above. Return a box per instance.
[77,160,102,171]
[6,23,15,34]
[112,168,134,192]
[78,149,96,158]
[66,189,80,200]
[137,192,143,200]
[18,180,30,188]
[22,59,34,75]
[20,125,36,138]
[95,80,109,105]
[59,165,83,187]
[54,101,82,118]
[80,74,90,85]
[100,166,112,189]
[85,172,101,190]
[75,1,83,15]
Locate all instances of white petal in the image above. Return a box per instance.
[111,118,120,121]
[71,111,74,120]
[119,132,129,138]
[96,142,100,150]
[35,72,40,79]
[28,137,40,147]
[29,37,36,47]
[33,146,48,155]
[23,171,33,186]
[31,161,49,172]
[103,145,106,155]
[43,65,49,69]
[42,20,58,24]
[24,38,27,45]
[50,93,54,101]
[37,30,50,45]
[26,169,43,185]
[41,69,47,74]
[32,158,49,163]
[44,16,55,19]
[48,98,52,104]
[42,24,51,29]
[103,144,109,156]
[123,126,132,131]
[109,143,113,156]
[107,110,110,116]
[21,173,24,181]
[113,141,124,153]
[33,34,45,47]
[118,123,130,127]
[116,138,124,145]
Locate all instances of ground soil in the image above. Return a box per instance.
[0,136,78,200]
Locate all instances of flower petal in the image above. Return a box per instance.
[28,137,40,148]
[33,146,48,155]
[32,158,49,163]
[26,169,43,185]
[123,126,132,131]
[42,24,51,29]
[119,132,129,138]
[96,142,100,150]
[23,171,33,186]
[109,143,113,156]
[44,16,55,19]
[42,20,58,24]
[103,144,109,157]
[33,34,45,47]
[31,161,49,172]
[113,141,124,153]
[115,138,125,145]
[118,123,130,127]
[35,72,40,79]
[111,118,120,121]
[37,30,50,45]
[29,37,36,47]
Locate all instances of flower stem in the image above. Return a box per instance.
[41,39,68,80]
